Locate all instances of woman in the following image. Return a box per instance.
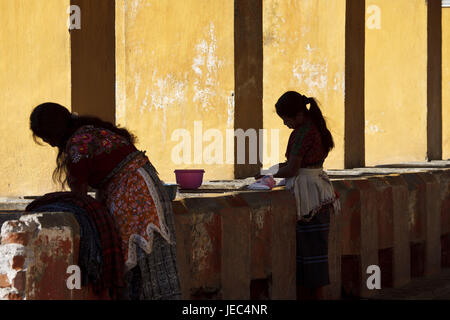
[268,91,340,300]
[29,102,181,300]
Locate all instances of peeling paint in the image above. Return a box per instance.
[128,0,142,25]
[0,287,19,300]
[191,214,214,272]
[134,73,141,103]
[149,74,187,112]
[192,23,222,111]
[116,79,127,126]
[114,0,235,180]
[140,87,149,114]
[227,92,235,129]
[293,58,328,95]
[145,73,188,144]
[365,120,385,134]
[253,209,265,234]
[0,244,26,281]
[333,71,345,94]
[263,0,286,49]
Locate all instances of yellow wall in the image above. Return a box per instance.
[263,0,346,170]
[443,8,450,160]
[116,0,235,182]
[0,1,447,197]
[0,0,71,196]
[365,0,428,165]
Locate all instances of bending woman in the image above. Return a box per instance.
[270,91,340,300]
[29,102,181,300]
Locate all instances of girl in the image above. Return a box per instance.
[29,102,181,300]
[271,91,340,300]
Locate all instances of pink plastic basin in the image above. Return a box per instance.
[174,169,205,189]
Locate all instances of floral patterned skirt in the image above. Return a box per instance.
[101,152,173,271]
[100,151,181,299]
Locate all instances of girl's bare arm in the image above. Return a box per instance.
[273,154,303,178]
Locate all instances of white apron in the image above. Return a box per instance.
[286,168,340,222]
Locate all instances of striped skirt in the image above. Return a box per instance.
[296,205,331,288]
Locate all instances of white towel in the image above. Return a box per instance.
[248,175,276,190]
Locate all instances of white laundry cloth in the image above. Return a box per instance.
[285,168,340,221]
[248,175,276,190]
[259,164,280,176]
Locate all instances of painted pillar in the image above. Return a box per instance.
[70,0,116,123]
[345,0,366,168]
[442,6,450,160]
[234,0,263,178]
[427,0,442,161]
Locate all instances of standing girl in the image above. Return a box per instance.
[29,102,181,300]
[271,91,340,300]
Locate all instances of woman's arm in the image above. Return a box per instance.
[273,154,303,178]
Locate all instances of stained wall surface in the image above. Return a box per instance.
[115,0,235,182]
[0,0,71,196]
[0,1,448,196]
[262,0,346,170]
[443,8,450,160]
[365,0,428,165]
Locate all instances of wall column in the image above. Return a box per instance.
[234,0,263,178]
[427,0,442,160]
[344,0,366,168]
[70,0,116,123]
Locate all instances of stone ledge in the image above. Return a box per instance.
[0,165,448,300]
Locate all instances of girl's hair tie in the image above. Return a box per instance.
[71,112,79,119]
[301,94,311,104]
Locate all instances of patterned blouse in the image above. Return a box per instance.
[285,120,328,167]
[65,125,137,189]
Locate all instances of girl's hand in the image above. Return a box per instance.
[273,155,303,178]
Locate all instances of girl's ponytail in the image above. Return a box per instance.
[307,97,334,154]
[275,91,335,154]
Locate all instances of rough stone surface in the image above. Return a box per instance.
[0,166,448,300]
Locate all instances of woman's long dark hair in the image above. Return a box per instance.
[30,102,136,187]
[275,91,334,154]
